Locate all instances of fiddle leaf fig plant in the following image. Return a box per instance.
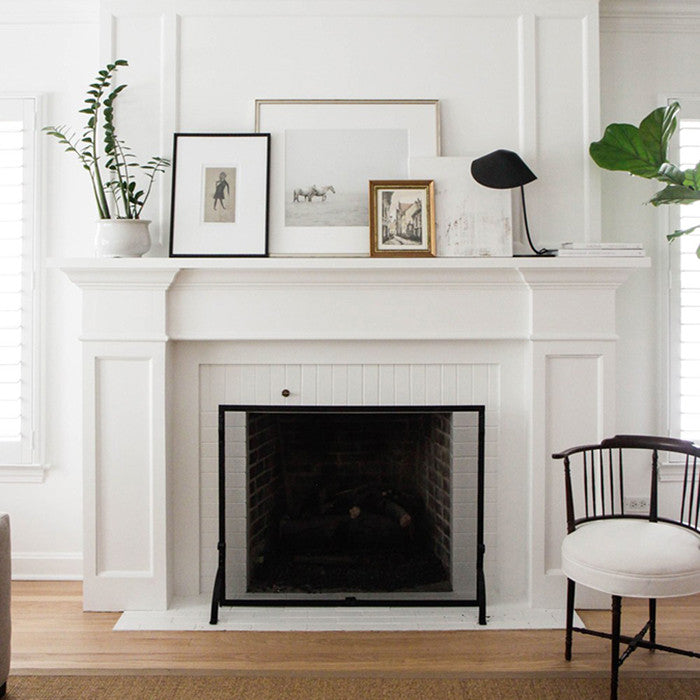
[43,59,170,220]
[590,101,700,249]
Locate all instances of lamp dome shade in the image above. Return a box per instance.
[470,149,537,189]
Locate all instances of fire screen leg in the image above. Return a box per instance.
[477,543,486,624]
[209,565,223,625]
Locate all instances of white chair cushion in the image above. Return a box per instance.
[561,519,700,598]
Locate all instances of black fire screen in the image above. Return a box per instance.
[210,405,485,624]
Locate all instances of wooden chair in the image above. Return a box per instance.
[552,435,700,700]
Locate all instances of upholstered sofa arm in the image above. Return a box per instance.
[0,513,10,696]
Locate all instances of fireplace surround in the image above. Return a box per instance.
[60,256,648,612]
[210,404,486,623]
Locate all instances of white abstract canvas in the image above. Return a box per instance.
[409,157,512,257]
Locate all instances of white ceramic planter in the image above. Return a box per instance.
[95,219,152,257]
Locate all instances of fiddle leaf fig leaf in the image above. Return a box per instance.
[639,102,679,164]
[590,102,680,179]
[591,102,700,247]
[649,184,700,206]
[589,123,664,178]
[683,163,700,190]
[658,162,686,186]
[666,224,700,243]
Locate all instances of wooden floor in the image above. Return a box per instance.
[9,581,700,677]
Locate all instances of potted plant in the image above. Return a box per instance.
[590,101,700,253]
[44,59,170,257]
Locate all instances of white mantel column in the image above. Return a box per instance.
[63,266,179,611]
[521,267,634,608]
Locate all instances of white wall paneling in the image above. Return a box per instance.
[102,0,601,252]
[95,356,153,576]
[100,2,174,254]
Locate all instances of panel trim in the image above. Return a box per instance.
[94,356,154,578]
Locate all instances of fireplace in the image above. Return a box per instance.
[213,405,485,614]
[61,258,645,612]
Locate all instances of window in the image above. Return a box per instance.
[0,96,39,468]
[670,99,700,443]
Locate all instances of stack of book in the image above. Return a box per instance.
[557,242,645,257]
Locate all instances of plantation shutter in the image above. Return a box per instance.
[673,109,700,442]
[0,97,36,464]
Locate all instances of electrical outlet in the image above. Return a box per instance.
[624,496,650,513]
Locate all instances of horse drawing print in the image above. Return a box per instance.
[293,187,314,203]
[309,185,336,201]
[292,185,336,203]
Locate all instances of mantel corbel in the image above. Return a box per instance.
[61,265,180,343]
[518,262,649,340]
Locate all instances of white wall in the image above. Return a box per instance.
[3,0,695,581]
[0,1,100,578]
[599,0,700,436]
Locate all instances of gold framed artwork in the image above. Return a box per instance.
[369,180,436,257]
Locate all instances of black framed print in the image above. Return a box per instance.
[169,133,270,257]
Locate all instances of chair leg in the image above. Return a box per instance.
[565,578,576,660]
[610,595,622,700]
[649,598,656,650]
[0,680,6,697]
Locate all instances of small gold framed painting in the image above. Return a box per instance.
[369,180,435,257]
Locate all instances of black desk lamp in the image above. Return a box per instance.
[471,149,555,256]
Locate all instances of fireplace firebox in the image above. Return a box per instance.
[210,405,486,624]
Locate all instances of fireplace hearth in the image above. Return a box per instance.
[210,405,485,621]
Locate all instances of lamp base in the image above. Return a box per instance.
[513,251,558,257]
[513,240,557,257]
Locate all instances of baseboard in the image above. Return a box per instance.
[11,552,82,580]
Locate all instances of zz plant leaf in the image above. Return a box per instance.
[43,59,170,220]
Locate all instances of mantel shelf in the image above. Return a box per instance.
[50,255,651,273]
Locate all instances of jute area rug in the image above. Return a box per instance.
[6,675,700,699]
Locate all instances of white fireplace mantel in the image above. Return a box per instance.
[58,256,648,611]
[60,256,647,342]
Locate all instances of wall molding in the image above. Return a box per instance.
[602,0,700,19]
[601,0,700,32]
[12,551,82,580]
[659,461,695,482]
[1,1,98,24]
[0,463,48,484]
